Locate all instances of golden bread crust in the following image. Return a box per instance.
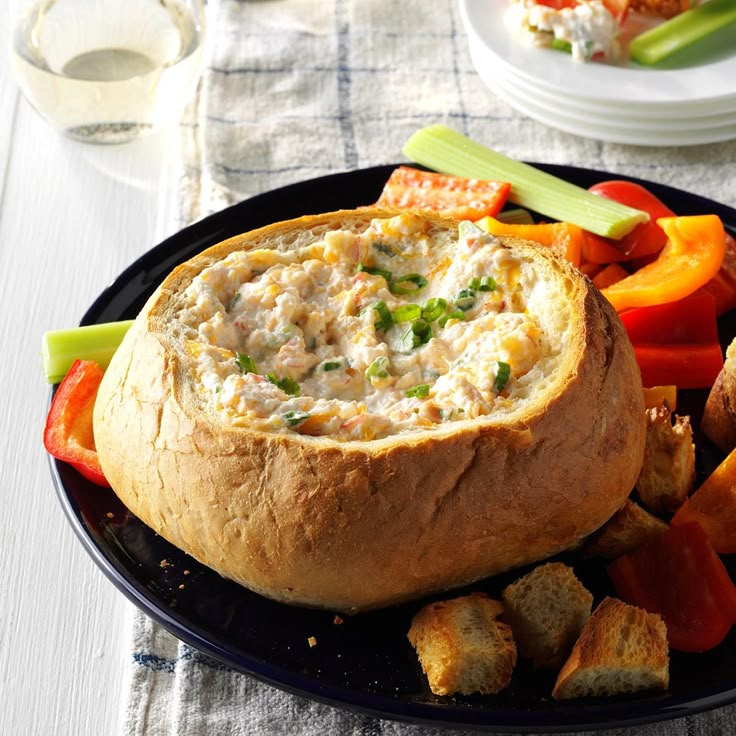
[93,208,646,612]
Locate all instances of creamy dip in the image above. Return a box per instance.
[506,0,621,63]
[175,214,554,441]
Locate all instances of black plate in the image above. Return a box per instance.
[51,164,736,733]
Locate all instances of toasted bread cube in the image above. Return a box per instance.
[552,597,669,700]
[501,562,593,669]
[408,593,516,696]
[636,404,695,514]
[585,499,668,560]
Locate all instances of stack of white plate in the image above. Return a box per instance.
[459,0,736,146]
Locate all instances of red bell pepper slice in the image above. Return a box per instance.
[620,292,718,344]
[696,232,736,316]
[608,522,736,653]
[43,359,109,487]
[585,180,676,261]
[376,166,511,221]
[619,293,723,389]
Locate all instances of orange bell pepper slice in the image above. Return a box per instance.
[601,215,726,312]
[672,449,736,554]
[476,217,583,267]
[592,262,628,290]
[375,166,511,221]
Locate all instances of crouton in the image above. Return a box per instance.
[636,404,695,513]
[501,562,593,669]
[407,593,516,696]
[552,597,669,700]
[584,499,668,560]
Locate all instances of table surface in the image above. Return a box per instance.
[1,6,180,731]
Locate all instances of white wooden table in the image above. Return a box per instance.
[1,13,181,732]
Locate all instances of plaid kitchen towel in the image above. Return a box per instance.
[124,0,736,734]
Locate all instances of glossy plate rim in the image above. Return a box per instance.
[51,163,736,733]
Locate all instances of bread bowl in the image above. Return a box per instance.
[702,338,736,454]
[93,207,646,613]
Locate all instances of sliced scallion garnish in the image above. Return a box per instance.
[357,262,393,281]
[365,356,390,379]
[373,300,394,331]
[406,384,430,399]
[283,410,311,427]
[268,374,301,396]
[390,273,428,296]
[393,303,422,323]
[236,352,258,374]
[480,276,497,292]
[322,360,343,371]
[494,361,511,393]
[438,310,465,328]
[411,319,432,347]
[421,297,447,323]
[454,288,477,311]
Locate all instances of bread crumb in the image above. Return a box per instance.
[159,559,172,569]
[333,615,344,625]
[183,569,191,576]
[178,584,185,590]
[105,512,115,519]
[307,636,318,648]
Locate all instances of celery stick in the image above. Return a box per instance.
[402,125,649,238]
[496,208,535,225]
[630,0,736,66]
[43,320,134,384]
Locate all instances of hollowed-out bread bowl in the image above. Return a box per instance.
[93,208,646,613]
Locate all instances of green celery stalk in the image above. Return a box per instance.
[43,319,134,384]
[630,0,736,66]
[496,208,535,225]
[402,125,649,239]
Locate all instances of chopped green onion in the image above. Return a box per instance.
[421,297,447,322]
[438,310,465,328]
[480,276,496,292]
[372,241,395,257]
[468,277,481,291]
[402,125,649,239]
[322,360,343,371]
[268,374,301,396]
[406,384,430,399]
[283,410,311,427]
[411,318,432,347]
[630,0,736,66]
[42,319,134,384]
[365,356,390,379]
[494,361,511,393]
[357,262,393,281]
[496,208,535,225]
[390,273,428,296]
[454,288,477,311]
[550,38,573,54]
[236,352,258,374]
[373,300,394,331]
[393,303,422,323]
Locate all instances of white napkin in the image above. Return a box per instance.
[124,0,736,733]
